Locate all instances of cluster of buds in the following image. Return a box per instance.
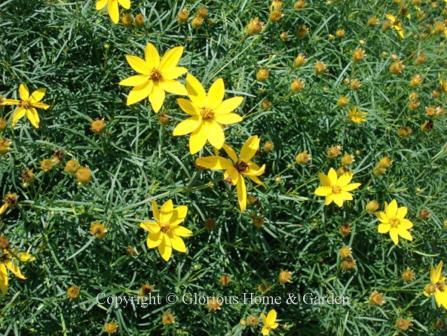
[121,13,145,27]
[373,156,392,176]
[269,0,283,22]
[64,159,92,185]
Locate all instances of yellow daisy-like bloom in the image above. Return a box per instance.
[385,13,405,39]
[424,261,447,309]
[12,84,49,128]
[261,309,279,336]
[0,240,35,294]
[173,74,244,154]
[139,199,192,262]
[195,136,265,212]
[376,199,413,245]
[119,43,188,112]
[348,107,368,124]
[96,0,130,24]
[314,168,361,207]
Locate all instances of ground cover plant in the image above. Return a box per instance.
[0,0,447,335]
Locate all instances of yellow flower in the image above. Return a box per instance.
[376,199,413,245]
[173,74,243,154]
[119,43,187,112]
[12,84,49,128]
[385,13,405,38]
[139,199,192,262]
[314,168,361,207]
[96,0,130,24]
[424,261,447,309]
[195,136,265,212]
[348,107,368,124]
[261,309,279,335]
[0,237,34,294]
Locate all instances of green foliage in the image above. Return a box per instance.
[0,0,446,335]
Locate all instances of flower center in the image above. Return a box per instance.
[200,107,215,120]
[20,100,31,109]
[160,222,170,233]
[235,161,249,173]
[331,185,342,194]
[150,68,162,81]
[436,281,446,292]
[389,218,400,228]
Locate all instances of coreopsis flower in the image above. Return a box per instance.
[139,200,192,261]
[261,309,279,335]
[423,261,447,309]
[385,13,405,38]
[369,291,385,306]
[173,74,243,154]
[376,199,413,245]
[245,17,264,35]
[12,84,49,128]
[119,43,187,112]
[314,168,361,207]
[96,0,130,24]
[348,107,367,124]
[195,136,265,212]
[0,236,34,294]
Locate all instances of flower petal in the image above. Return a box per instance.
[214,113,243,125]
[160,46,184,70]
[163,67,188,80]
[389,228,399,245]
[196,156,232,170]
[173,117,201,136]
[240,135,260,162]
[189,124,207,154]
[126,55,151,75]
[19,84,29,100]
[160,79,187,95]
[170,235,187,253]
[108,0,119,24]
[236,175,247,212]
[207,78,225,109]
[26,108,40,128]
[378,223,390,233]
[177,98,198,115]
[222,144,238,163]
[118,0,130,9]
[96,0,107,10]
[186,74,206,103]
[215,97,243,114]
[145,43,160,67]
[173,226,193,237]
[314,186,331,196]
[140,221,160,234]
[149,84,165,113]
[12,107,26,126]
[30,88,46,103]
[158,234,172,261]
[206,121,225,149]
[126,81,153,106]
[386,199,398,218]
[119,75,149,87]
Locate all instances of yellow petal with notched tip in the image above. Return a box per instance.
[126,55,151,75]
[215,97,243,115]
[207,78,225,109]
[160,46,184,70]
[240,135,260,162]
